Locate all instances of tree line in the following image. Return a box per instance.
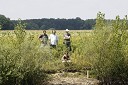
[0,14,96,30]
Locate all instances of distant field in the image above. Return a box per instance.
[1,30,92,37]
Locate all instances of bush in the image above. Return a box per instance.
[88,12,128,84]
[0,20,48,85]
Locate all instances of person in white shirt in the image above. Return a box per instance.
[49,30,58,48]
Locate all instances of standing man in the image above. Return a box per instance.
[49,30,58,48]
[64,29,71,51]
[39,30,48,47]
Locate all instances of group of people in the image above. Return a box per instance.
[39,29,71,62]
[39,30,58,48]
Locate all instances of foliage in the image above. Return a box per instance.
[10,18,96,30]
[0,14,11,30]
[1,12,128,85]
[89,12,128,84]
[0,14,96,30]
[0,20,48,85]
[0,28,91,85]
[0,24,2,30]
[14,19,26,44]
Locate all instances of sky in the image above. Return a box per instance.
[0,0,128,20]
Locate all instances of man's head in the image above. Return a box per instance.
[65,29,69,33]
[64,51,69,55]
[43,30,46,34]
[52,30,56,34]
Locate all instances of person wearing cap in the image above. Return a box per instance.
[49,30,58,48]
[63,29,71,51]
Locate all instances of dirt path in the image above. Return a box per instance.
[47,72,99,85]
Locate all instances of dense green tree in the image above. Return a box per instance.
[21,18,95,30]
[0,14,11,30]
[82,19,96,30]
[26,22,39,30]
[0,14,97,30]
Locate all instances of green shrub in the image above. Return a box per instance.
[88,12,128,84]
[0,20,48,85]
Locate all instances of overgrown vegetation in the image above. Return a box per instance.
[89,12,128,84]
[0,20,48,85]
[1,12,128,85]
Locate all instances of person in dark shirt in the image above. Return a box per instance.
[62,51,71,62]
[64,29,71,51]
[39,30,48,47]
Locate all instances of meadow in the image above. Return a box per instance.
[0,28,93,85]
[1,12,128,85]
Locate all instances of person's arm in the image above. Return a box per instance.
[56,36,58,45]
[64,34,66,39]
[67,34,71,39]
[49,34,51,45]
[64,34,68,39]
[39,35,43,42]
[62,55,64,61]
[64,34,70,39]
[46,35,48,40]
[67,35,70,39]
